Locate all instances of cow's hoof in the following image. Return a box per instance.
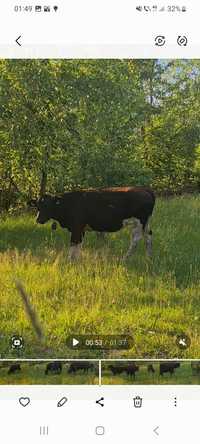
[68,245,81,262]
[68,258,77,263]
[68,255,78,262]
[51,222,57,231]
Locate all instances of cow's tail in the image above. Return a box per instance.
[145,188,156,208]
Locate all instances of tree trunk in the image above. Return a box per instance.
[39,170,47,197]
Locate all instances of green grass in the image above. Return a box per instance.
[1,361,199,385]
[0,195,200,359]
[0,363,98,385]
[102,362,200,385]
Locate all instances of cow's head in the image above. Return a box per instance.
[35,195,55,225]
[27,198,37,208]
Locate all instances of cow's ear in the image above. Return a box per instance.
[27,199,37,208]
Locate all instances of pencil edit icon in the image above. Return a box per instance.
[57,397,68,408]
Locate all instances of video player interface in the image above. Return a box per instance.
[0,1,200,442]
[0,58,199,361]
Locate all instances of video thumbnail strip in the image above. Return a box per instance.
[1,360,200,385]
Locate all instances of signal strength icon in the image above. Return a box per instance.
[136,6,142,11]
[159,6,165,12]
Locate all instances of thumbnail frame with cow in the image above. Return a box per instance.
[0,59,200,360]
[1,360,200,385]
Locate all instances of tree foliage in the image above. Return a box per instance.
[0,59,199,209]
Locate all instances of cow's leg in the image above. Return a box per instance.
[123,219,143,260]
[143,218,153,257]
[68,243,82,261]
[69,226,84,261]
[96,232,106,240]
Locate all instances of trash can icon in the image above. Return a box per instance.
[133,396,143,408]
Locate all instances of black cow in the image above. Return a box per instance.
[45,362,62,375]
[147,364,155,373]
[108,365,125,376]
[8,364,21,374]
[159,362,180,376]
[109,363,139,379]
[30,187,155,260]
[191,362,200,376]
[51,221,105,239]
[68,362,94,374]
[125,364,139,379]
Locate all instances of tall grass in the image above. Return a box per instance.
[0,195,200,359]
[102,361,200,385]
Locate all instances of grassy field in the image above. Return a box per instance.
[0,361,199,385]
[0,195,200,359]
[102,361,200,385]
[0,362,98,385]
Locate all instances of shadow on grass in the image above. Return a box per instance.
[0,214,199,288]
[0,223,68,256]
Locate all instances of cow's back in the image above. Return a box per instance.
[77,187,155,231]
[57,187,155,232]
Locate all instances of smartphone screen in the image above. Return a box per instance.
[0,0,200,442]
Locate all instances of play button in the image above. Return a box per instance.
[67,335,82,349]
[72,338,79,347]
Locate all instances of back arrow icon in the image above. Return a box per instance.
[153,426,159,436]
[16,35,22,46]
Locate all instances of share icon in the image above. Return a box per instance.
[96,397,104,407]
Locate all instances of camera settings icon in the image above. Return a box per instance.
[133,396,143,408]
[11,335,24,350]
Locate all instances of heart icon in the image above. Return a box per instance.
[19,397,30,407]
